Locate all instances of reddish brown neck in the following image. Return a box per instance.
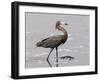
[57,26,68,38]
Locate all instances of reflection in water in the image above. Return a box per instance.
[46,56,74,67]
[60,56,74,60]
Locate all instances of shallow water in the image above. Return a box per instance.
[25,46,89,68]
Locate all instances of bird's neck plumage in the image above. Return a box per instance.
[57,26,68,43]
[62,28,68,37]
[57,26,68,37]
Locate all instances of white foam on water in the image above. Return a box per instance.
[74,45,84,49]
[34,52,48,57]
[54,49,73,53]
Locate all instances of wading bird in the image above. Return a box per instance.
[36,21,68,67]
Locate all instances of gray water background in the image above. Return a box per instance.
[25,12,89,68]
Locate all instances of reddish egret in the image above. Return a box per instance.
[36,21,68,67]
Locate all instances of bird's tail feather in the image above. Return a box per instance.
[36,41,42,47]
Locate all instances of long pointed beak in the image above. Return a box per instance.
[65,23,68,25]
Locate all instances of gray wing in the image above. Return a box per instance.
[37,35,64,48]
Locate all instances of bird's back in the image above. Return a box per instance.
[36,35,67,48]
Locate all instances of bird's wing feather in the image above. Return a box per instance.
[40,35,64,48]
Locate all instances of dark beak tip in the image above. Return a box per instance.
[65,24,68,25]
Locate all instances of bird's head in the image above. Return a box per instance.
[55,21,68,30]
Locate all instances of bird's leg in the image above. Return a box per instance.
[47,48,54,61]
[47,59,52,67]
[46,48,54,67]
[56,47,58,67]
